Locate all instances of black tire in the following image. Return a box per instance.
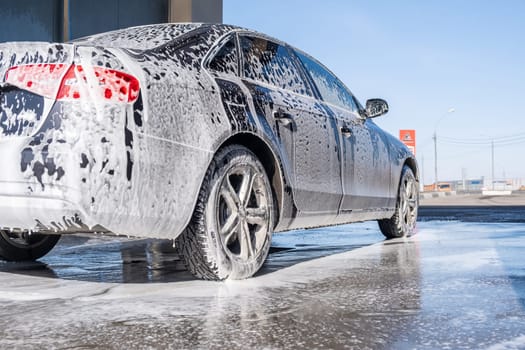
[0,230,60,261]
[177,145,274,280]
[378,166,419,239]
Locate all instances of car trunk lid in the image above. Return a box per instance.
[0,42,75,139]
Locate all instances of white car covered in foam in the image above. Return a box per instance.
[0,23,418,280]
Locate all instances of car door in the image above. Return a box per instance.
[333,107,392,212]
[238,35,342,225]
[294,50,392,216]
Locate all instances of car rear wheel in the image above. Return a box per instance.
[177,145,274,280]
[378,166,418,239]
[0,230,61,261]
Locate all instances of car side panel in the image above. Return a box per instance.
[104,29,235,238]
[245,82,343,228]
[72,43,224,239]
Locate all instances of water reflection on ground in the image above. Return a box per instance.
[0,219,524,349]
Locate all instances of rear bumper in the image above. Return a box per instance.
[0,181,89,233]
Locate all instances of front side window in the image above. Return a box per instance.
[295,51,357,111]
[208,36,239,75]
[240,36,310,96]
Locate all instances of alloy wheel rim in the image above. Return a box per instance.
[216,164,271,262]
[400,175,418,233]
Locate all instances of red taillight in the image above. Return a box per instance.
[5,63,140,103]
[5,64,69,99]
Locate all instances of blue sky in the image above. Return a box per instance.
[224,0,525,184]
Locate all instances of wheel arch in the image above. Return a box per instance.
[403,157,419,182]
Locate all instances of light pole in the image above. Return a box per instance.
[480,133,496,191]
[491,139,495,190]
[433,108,455,191]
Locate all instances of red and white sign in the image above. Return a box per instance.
[399,130,416,156]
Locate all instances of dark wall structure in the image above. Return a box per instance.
[0,0,63,42]
[69,0,168,39]
[0,0,222,43]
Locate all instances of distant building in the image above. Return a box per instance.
[455,179,484,192]
[0,0,222,43]
[423,179,485,193]
[423,182,452,192]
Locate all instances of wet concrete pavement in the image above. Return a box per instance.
[0,210,524,349]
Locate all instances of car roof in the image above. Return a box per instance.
[71,23,229,50]
[72,23,304,58]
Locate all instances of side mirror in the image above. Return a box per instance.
[365,98,389,118]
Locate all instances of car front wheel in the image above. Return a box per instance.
[0,230,61,261]
[378,165,419,239]
[177,145,274,280]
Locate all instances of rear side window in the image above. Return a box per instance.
[208,36,239,75]
[240,36,311,96]
[295,51,357,111]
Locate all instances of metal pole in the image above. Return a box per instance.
[433,108,454,192]
[461,168,465,192]
[433,131,438,191]
[491,140,495,190]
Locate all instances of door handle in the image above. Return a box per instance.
[273,110,294,126]
[340,126,352,137]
